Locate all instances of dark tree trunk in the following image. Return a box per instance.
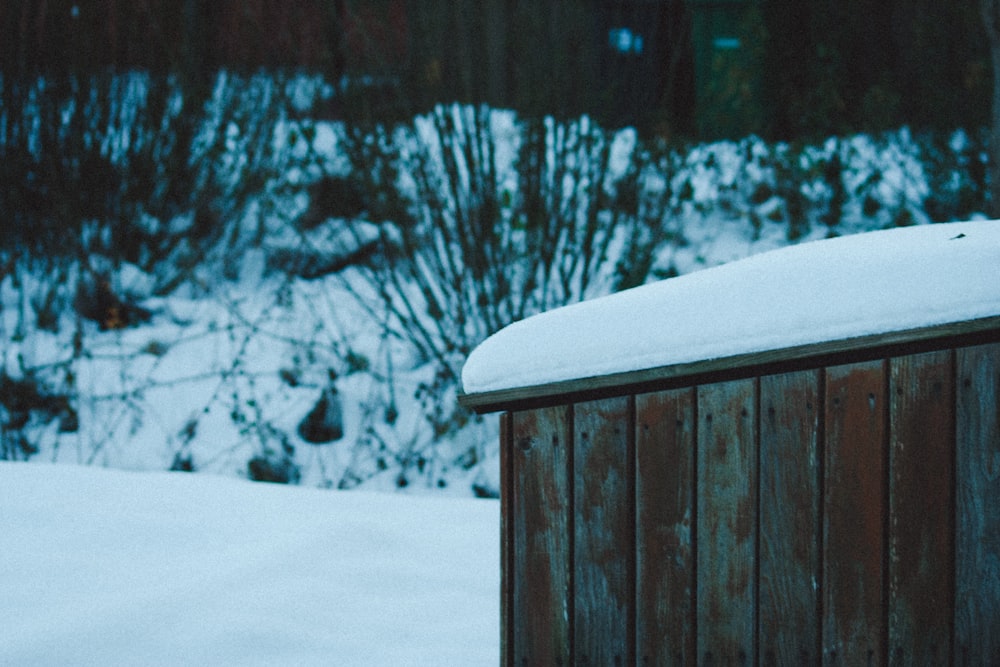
[982,0,1000,217]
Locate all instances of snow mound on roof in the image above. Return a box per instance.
[462,220,1000,395]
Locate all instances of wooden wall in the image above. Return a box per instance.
[499,341,1000,665]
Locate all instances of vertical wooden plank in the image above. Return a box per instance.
[955,342,1000,664]
[573,396,633,666]
[888,350,954,665]
[697,378,757,665]
[759,370,821,664]
[511,406,572,665]
[500,411,513,667]
[635,388,696,665]
[823,360,886,665]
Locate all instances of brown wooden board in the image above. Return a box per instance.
[888,350,954,665]
[823,360,887,665]
[499,411,513,667]
[955,342,1000,663]
[635,388,696,664]
[758,370,821,664]
[696,378,757,664]
[510,406,572,665]
[572,396,634,665]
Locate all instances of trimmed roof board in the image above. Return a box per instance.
[460,220,1000,407]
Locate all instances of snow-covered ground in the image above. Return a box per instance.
[2,92,995,665]
[0,461,499,666]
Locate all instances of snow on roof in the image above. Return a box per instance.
[461,220,1000,397]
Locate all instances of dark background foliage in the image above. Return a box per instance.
[0,0,990,139]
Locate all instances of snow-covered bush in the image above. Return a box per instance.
[920,129,990,224]
[1,70,990,495]
[333,108,697,448]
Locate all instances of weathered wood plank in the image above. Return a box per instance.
[511,406,572,665]
[573,396,633,665]
[759,370,821,664]
[635,388,695,665]
[696,378,757,665]
[888,350,954,665]
[500,411,513,667]
[823,360,887,665]
[955,342,1000,664]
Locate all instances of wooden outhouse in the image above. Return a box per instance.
[459,221,1000,665]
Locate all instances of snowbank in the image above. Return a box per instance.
[0,463,498,666]
[462,220,1000,395]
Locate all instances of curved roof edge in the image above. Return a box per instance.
[461,220,1000,411]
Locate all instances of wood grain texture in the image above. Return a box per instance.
[572,396,633,666]
[511,406,572,665]
[888,350,954,666]
[635,388,695,665]
[759,370,821,665]
[696,378,757,665]
[823,360,887,665]
[498,341,1000,665]
[500,412,512,667]
[955,342,1000,664]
